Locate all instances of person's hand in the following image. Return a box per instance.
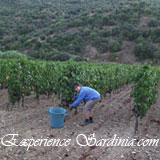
[69,104,76,110]
[69,104,73,110]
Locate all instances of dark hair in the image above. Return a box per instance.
[73,82,80,88]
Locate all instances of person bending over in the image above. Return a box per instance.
[70,82,100,126]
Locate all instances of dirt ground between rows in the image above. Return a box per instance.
[0,85,160,160]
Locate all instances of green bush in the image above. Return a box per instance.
[136,36,145,43]
[9,42,20,50]
[134,42,156,60]
[0,51,27,59]
[109,40,121,52]
[112,26,121,36]
[72,56,86,62]
[92,37,109,53]
[49,53,71,61]
[151,27,160,42]
[109,53,118,61]
[29,51,41,59]
[102,15,115,26]
[83,27,91,36]
[148,18,160,27]
[99,29,111,37]
[123,28,141,40]
[141,30,150,39]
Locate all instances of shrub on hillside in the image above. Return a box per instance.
[112,26,121,36]
[148,18,160,27]
[83,27,91,36]
[150,27,160,42]
[134,42,156,60]
[136,36,145,43]
[109,53,118,61]
[99,29,111,37]
[109,40,121,52]
[92,37,110,53]
[49,53,71,61]
[123,28,140,40]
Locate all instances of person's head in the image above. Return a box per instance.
[73,82,81,92]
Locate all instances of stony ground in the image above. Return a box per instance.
[0,85,160,160]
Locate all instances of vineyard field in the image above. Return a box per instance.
[0,84,160,159]
[0,59,160,159]
[0,59,139,105]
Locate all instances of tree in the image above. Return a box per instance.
[151,27,160,42]
[148,18,160,27]
[112,26,121,36]
[109,40,121,52]
[134,42,156,60]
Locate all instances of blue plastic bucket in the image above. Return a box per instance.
[48,107,67,128]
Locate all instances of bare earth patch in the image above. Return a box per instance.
[117,40,140,65]
[88,41,139,64]
[137,15,151,30]
[84,45,98,60]
[0,85,160,159]
[103,12,112,15]
[65,27,81,34]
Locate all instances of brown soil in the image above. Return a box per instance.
[88,13,95,16]
[0,85,160,160]
[103,12,112,15]
[137,15,151,30]
[84,45,98,60]
[38,37,45,43]
[117,41,139,65]
[65,27,81,34]
[85,41,139,65]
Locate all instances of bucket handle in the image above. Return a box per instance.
[47,107,68,115]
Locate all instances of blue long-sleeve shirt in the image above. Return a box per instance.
[71,87,100,107]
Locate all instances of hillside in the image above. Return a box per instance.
[0,0,160,63]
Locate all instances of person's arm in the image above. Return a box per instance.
[71,90,86,107]
[74,95,78,100]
